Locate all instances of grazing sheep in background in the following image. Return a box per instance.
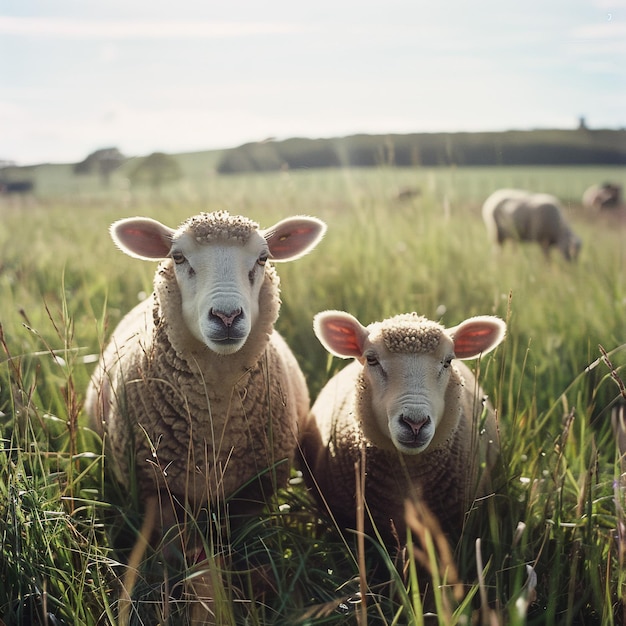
[394,186,421,202]
[85,210,325,619]
[582,182,622,211]
[482,188,582,261]
[300,310,506,546]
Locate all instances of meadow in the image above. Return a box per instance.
[0,163,625,625]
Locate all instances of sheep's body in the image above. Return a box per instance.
[582,183,622,211]
[482,188,581,261]
[301,312,506,543]
[89,269,305,506]
[86,211,326,518]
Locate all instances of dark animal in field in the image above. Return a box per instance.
[0,180,34,194]
[394,186,421,202]
[482,188,581,261]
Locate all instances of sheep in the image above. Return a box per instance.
[394,186,421,202]
[300,310,506,545]
[85,210,325,617]
[482,188,581,261]
[582,182,622,211]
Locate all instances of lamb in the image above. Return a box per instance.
[85,211,325,617]
[300,310,506,545]
[482,188,581,261]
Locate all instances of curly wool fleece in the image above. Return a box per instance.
[376,313,443,354]
[178,211,258,244]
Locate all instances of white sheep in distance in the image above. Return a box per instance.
[482,188,582,261]
[300,311,506,545]
[85,211,325,616]
[582,182,622,211]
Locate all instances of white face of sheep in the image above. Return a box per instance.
[110,213,326,355]
[314,311,506,455]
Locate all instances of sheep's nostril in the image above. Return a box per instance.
[401,416,429,436]
[210,308,243,328]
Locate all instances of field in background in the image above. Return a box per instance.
[0,164,625,624]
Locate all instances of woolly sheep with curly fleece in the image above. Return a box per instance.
[482,188,581,261]
[300,311,506,544]
[86,210,326,526]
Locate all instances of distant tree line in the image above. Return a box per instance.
[74,147,125,186]
[73,148,182,191]
[216,129,626,173]
[127,152,183,191]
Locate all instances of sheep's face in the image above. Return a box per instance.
[110,212,327,356]
[361,335,455,454]
[171,230,269,355]
[561,233,582,262]
[314,311,507,455]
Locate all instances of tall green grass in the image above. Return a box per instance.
[1,165,625,624]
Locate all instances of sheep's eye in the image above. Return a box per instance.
[257,251,269,267]
[366,354,379,367]
[171,251,186,265]
[442,355,454,369]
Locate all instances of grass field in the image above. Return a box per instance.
[1,164,625,625]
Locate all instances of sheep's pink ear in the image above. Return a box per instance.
[110,218,174,260]
[313,311,368,359]
[263,216,326,262]
[449,316,506,360]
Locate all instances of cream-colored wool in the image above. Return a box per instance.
[378,313,442,354]
[89,262,306,508]
[182,210,257,244]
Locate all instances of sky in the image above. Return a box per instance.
[1,0,625,166]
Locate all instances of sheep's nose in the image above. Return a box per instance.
[210,307,243,328]
[401,415,429,436]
